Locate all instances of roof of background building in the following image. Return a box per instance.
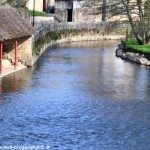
[0,5,35,41]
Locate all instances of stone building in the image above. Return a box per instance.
[0,5,35,73]
[55,0,101,22]
[55,0,149,22]
[27,0,55,12]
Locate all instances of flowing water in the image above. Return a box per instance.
[0,40,150,150]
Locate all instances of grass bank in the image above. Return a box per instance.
[126,38,150,54]
[29,10,48,16]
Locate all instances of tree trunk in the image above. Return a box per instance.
[102,0,109,21]
[121,0,143,44]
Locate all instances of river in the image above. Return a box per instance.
[0,40,150,150]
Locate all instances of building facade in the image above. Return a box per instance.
[55,0,102,22]
[27,0,55,12]
[0,5,35,73]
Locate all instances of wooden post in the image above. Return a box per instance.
[43,0,46,12]
[33,0,35,27]
[0,41,3,74]
[14,39,18,70]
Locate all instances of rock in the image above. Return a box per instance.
[2,59,11,67]
[140,58,149,65]
[118,44,124,50]
[125,52,131,56]
[116,48,123,52]
[135,57,148,65]
[25,58,34,67]
[115,48,119,53]
[116,51,123,57]
[127,54,135,61]
[147,55,150,59]
[135,53,139,56]
[121,53,127,59]
[134,57,141,64]
[116,43,150,66]
[146,61,150,66]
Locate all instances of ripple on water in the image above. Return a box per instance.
[0,41,150,149]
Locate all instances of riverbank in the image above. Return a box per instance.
[29,22,130,67]
[116,43,150,66]
[1,22,130,77]
[28,34,125,67]
[1,40,150,149]
[0,37,125,78]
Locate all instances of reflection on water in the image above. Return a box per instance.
[0,40,150,149]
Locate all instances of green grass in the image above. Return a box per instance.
[29,10,48,16]
[126,38,150,54]
[126,38,138,45]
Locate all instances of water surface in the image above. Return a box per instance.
[0,40,150,150]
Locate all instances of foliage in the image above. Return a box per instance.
[82,0,150,44]
[126,38,150,54]
[33,29,70,56]
[126,38,138,45]
[81,0,127,21]
[32,28,97,56]
[144,0,150,18]
[121,0,150,45]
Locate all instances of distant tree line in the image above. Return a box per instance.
[82,0,150,45]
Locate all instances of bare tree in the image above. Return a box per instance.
[121,0,150,44]
[102,0,109,21]
[81,0,126,21]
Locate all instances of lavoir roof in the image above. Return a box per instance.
[0,5,35,41]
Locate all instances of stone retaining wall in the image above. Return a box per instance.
[34,21,130,41]
[31,16,54,29]
[26,21,131,66]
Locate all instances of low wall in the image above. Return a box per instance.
[26,22,131,66]
[31,16,54,29]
